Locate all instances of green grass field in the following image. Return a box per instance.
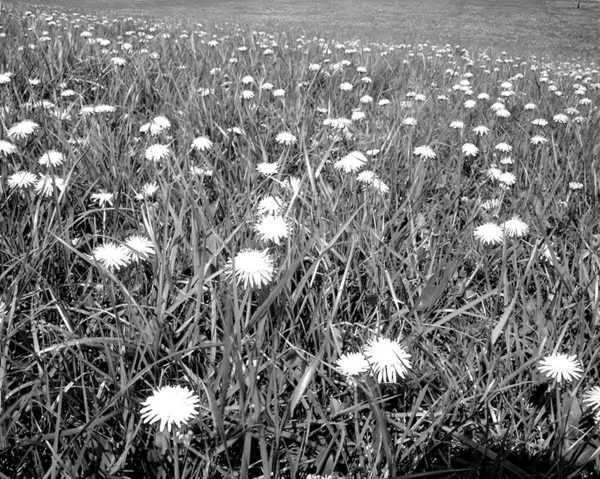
[1,1,600,478]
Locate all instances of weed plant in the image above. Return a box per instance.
[0,3,600,478]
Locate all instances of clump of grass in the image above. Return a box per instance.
[0,3,600,478]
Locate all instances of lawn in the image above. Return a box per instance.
[0,1,600,478]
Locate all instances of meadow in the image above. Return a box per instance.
[0,1,600,478]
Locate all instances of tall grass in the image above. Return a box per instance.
[0,3,599,478]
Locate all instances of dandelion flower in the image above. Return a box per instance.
[258,196,281,215]
[352,111,366,121]
[91,242,131,271]
[463,99,476,109]
[360,95,373,104]
[583,386,600,414]
[125,235,155,261]
[496,108,511,118]
[35,174,66,197]
[145,144,171,162]
[462,143,479,157]
[377,99,391,107]
[334,151,367,173]
[94,105,116,114]
[449,120,464,129]
[531,118,548,126]
[0,140,17,155]
[538,353,583,383]
[402,117,417,126]
[241,90,254,100]
[499,172,517,186]
[336,352,369,379]
[90,190,114,207]
[569,181,583,190]
[364,337,411,383]
[275,132,297,146]
[38,150,65,167]
[7,120,39,140]
[225,249,275,289]
[474,222,504,245]
[111,57,127,66]
[530,135,548,145]
[495,142,512,153]
[339,82,353,91]
[140,385,200,432]
[192,136,213,152]
[473,125,490,136]
[135,182,159,200]
[553,114,569,124]
[8,171,36,189]
[256,162,279,176]
[255,215,289,245]
[481,198,501,211]
[0,72,12,84]
[140,116,171,135]
[503,216,529,237]
[524,102,537,111]
[413,145,436,159]
[273,88,286,98]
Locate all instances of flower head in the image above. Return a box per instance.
[35,174,66,197]
[275,131,297,146]
[0,140,17,156]
[90,190,114,207]
[503,216,529,237]
[538,353,583,383]
[8,171,37,189]
[474,222,504,245]
[145,144,171,162]
[192,136,213,152]
[582,386,600,414]
[255,215,289,245]
[7,120,39,140]
[336,352,369,380]
[141,385,200,432]
[91,242,131,271]
[414,145,436,159]
[225,249,275,289]
[258,196,282,215]
[334,151,367,173]
[364,337,411,383]
[462,143,479,157]
[124,235,155,261]
[39,150,65,167]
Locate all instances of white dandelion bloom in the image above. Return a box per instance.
[336,352,369,379]
[275,132,297,146]
[524,102,537,111]
[7,120,39,140]
[402,117,417,126]
[495,142,512,153]
[90,190,114,207]
[339,82,353,91]
[503,216,529,237]
[462,143,479,157]
[377,99,391,107]
[192,136,213,152]
[124,235,155,261]
[364,337,412,383]
[472,125,490,136]
[8,171,37,189]
[34,174,66,197]
[463,99,477,109]
[91,242,131,271]
[38,150,65,167]
[256,162,278,176]
[352,111,366,121]
[498,172,517,186]
[140,116,171,135]
[273,88,286,98]
[553,113,569,124]
[360,95,373,104]
[538,353,583,383]
[334,151,367,173]
[258,196,282,215]
[0,140,17,155]
[449,120,464,129]
[255,215,289,245]
[531,118,548,127]
[473,222,504,245]
[530,135,548,145]
[135,182,159,200]
[141,385,200,432]
[569,181,583,190]
[582,386,600,414]
[413,145,436,159]
[225,248,275,289]
[145,144,171,162]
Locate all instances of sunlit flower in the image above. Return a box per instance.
[111,57,127,66]
[275,132,297,146]
[94,105,117,114]
[569,181,583,190]
[145,144,171,162]
[450,121,464,129]
[8,171,36,189]
[0,72,12,84]
[255,215,289,244]
[141,385,200,432]
[531,118,548,126]
[38,150,65,167]
[500,156,514,165]
[90,190,114,207]
[364,337,411,383]
[402,117,417,126]
[462,143,479,157]
[258,196,282,215]
[241,90,254,100]
[538,353,583,383]
[377,99,391,106]
[553,114,569,124]
[530,135,548,145]
[339,82,353,91]
[495,142,512,153]
[192,136,213,152]
[499,171,517,186]
[225,248,275,289]
[336,352,369,380]
[473,125,489,136]
[474,222,504,245]
[496,108,511,118]
[481,198,501,212]
[135,182,159,200]
[413,145,436,159]
[503,216,529,237]
[360,95,373,104]
[241,75,255,85]
[91,242,131,271]
[140,116,171,135]
[273,88,286,97]
[582,386,600,414]
[463,99,476,109]
[7,120,39,140]
[125,235,155,261]
[334,151,367,173]
[35,174,66,197]
[0,140,17,155]
[352,111,366,121]
[256,162,278,176]
[524,102,537,111]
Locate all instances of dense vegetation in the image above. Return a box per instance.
[0,3,600,478]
